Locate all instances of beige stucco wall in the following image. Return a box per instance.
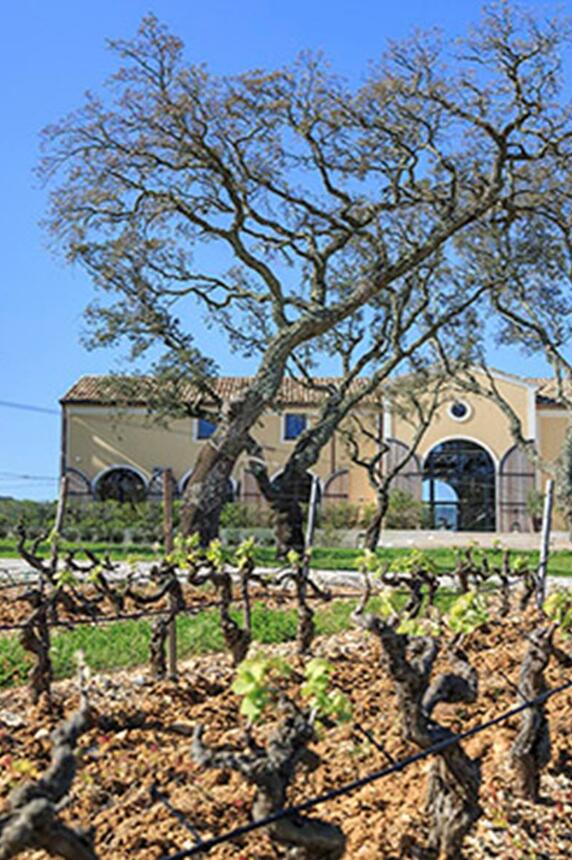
[66,408,197,484]
[536,410,569,529]
[65,405,378,501]
[537,411,568,468]
[389,373,535,465]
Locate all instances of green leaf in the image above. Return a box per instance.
[447,591,489,634]
[235,536,257,569]
[287,549,301,567]
[54,568,78,590]
[356,549,379,575]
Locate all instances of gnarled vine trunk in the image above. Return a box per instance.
[192,705,345,858]
[353,601,481,858]
[511,626,553,801]
[0,669,96,859]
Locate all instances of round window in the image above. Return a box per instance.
[449,401,471,422]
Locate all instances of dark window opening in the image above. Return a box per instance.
[450,401,469,420]
[197,418,216,439]
[95,468,146,504]
[284,413,307,440]
[422,439,496,532]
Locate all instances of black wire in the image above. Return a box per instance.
[150,784,204,843]
[159,678,572,860]
[0,600,223,632]
[0,400,59,415]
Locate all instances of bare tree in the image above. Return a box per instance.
[40,4,572,542]
[340,369,447,550]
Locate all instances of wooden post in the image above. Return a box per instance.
[536,479,554,609]
[163,469,177,679]
[50,474,69,571]
[305,475,319,550]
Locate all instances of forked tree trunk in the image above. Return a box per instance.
[363,490,390,551]
[181,322,360,545]
[180,443,239,544]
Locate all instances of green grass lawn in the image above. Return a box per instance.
[2,539,572,577]
[0,590,462,689]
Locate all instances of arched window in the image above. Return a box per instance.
[65,467,92,499]
[384,439,422,499]
[94,467,147,503]
[323,469,349,504]
[499,445,536,532]
[423,439,496,531]
[422,479,459,530]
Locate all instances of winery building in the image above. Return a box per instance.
[59,369,569,533]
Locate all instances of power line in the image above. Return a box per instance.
[160,678,572,860]
[0,472,58,481]
[0,400,59,416]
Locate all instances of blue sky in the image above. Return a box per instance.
[0,0,563,500]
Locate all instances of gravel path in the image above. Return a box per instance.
[1,557,571,593]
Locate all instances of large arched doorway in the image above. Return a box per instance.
[270,470,321,504]
[422,440,496,531]
[94,466,147,503]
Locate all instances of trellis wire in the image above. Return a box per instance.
[0,573,543,636]
[159,677,572,859]
[0,601,224,633]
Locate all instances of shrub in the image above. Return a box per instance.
[526,488,544,531]
[219,501,273,529]
[384,489,424,529]
[319,501,362,530]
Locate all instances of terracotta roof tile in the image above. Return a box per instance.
[62,372,572,409]
[525,376,571,407]
[61,375,372,408]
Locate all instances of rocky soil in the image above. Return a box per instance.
[0,608,571,859]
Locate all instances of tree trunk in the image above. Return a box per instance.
[364,490,390,551]
[181,442,238,543]
[247,450,307,558]
[272,467,307,558]
[181,309,364,544]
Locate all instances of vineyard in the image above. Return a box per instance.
[0,534,571,858]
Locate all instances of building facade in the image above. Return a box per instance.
[60,369,569,532]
